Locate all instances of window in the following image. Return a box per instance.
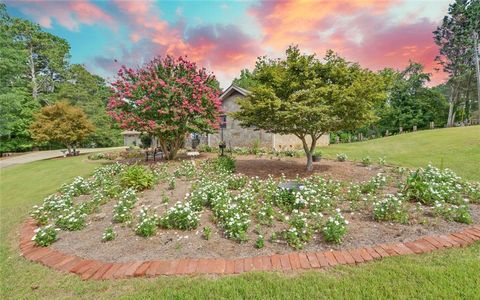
[220,115,227,129]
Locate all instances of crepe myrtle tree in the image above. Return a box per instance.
[232,46,387,171]
[108,55,222,160]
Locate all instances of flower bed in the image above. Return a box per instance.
[27,156,480,262]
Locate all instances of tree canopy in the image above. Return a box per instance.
[0,4,121,152]
[433,0,480,126]
[232,46,387,170]
[29,101,94,153]
[108,55,222,159]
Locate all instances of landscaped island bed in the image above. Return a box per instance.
[27,154,480,265]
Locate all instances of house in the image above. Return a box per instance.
[121,130,141,147]
[207,84,329,150]
[121,131,159,148]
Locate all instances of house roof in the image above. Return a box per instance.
[121,130,140,135]
[219,84,250,101]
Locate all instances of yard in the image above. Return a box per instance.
[1,127,479,299]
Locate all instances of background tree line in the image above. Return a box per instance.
[0,4,121,153]
[233,0,480,139]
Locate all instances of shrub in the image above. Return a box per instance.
[174,160,197,179]
[160,201,200,230]
[120,165,156,191]
[30,206,49,225]
[322,210,348,244]
[282,211,314,249]
[255,235,265,249]
[226,174,248,190]
[313,149,322,156]
[168,177,176,190]
[360,173,387,194]
[88,153,106,160]
[336,153,347,162]
[404,165,464,205]
[256,202,275,225]
[203,226,212,240]
[55,208,87,231]
[213,155,236,173]
[361,156,371,166]
[61,176,93,197]
[378,156,386,166]
[373,194,409,223]
[434,201,472,224]
[135,206,159,237]
[102,227,116,242]
[113,188,138,223]
[32,225,58,247]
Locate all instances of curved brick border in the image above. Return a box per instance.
[18,219,480,280]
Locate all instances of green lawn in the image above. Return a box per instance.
[320,126,480,181]
[1,136,480,299]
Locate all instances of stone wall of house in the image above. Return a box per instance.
[208,93,274,148]
[207,91,330,149]
[274,134,329,150]
[123,134,141,147]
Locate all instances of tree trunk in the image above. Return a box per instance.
[447,101,455,127]
[66,144,72,155]
[29,45,38,102]
[447,83,461,127]
[306,152,313,171]
[300,134,319,172]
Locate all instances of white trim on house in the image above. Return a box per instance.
[219,84,250,101]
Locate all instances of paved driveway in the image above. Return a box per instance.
[0,147,125,169]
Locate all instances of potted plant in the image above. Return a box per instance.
[312,149,322,162]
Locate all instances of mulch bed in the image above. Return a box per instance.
[46,156,480,263]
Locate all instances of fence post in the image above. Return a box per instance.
[413,125,417,132]
[399,127,403,134]
[430,122,435,129]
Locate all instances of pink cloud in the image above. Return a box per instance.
[92,0,261,86]
[249,0,447,85]
[6,0,116,31]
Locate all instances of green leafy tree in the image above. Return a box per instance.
[378,63,448,131]
[55,64,121,147]
[29,101,94,154]
[232,69,257,90]
[232,46,387,171]
[433,0,480,125]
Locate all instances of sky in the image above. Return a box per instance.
[6,0,453,88]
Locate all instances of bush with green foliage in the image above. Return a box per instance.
[32,225,58,247]
[373,194,409,223]
[336,153,348,162]
[160,201,200,230]
[322,210,348,244]
[281,211,315,249]
[135,206,159,237]
[203,226,212,240]
[213,155,236,173]
[120,165,156,191]
[361,156,372,166]
[405,165,465,205]
[434,201,472,224]
[102,227,116,242]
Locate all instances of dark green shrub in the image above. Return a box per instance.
[120,165,156,190]
[214,155,236,173]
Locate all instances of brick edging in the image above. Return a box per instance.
[18,219,480,280]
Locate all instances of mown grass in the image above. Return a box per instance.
[1,138,480,299]
[319,126,480,181]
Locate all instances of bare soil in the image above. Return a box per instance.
[51,156,480,263]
